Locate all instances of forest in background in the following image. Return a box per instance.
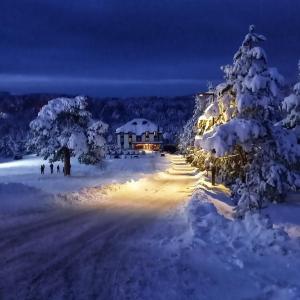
[0,92,194,157]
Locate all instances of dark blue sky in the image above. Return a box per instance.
[0,0,299,96]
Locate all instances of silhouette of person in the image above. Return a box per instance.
[50,163,54,174]
[40,164,45,175]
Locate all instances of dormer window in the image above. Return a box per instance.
[142,120,148,125]
[132,121,137,125]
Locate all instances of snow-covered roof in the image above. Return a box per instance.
[116,118,159,135]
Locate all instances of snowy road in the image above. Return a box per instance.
[1,155,300,300]
[0,155,200,300]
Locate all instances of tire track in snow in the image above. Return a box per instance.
[0,209,98,253]
[24,214,158,300]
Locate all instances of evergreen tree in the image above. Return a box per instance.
[179,93,208,154]
[282,60,300,130]
[29,96,108,175]
[194,26,299,216]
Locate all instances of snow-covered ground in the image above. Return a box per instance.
[185,191,300,300]
[265,193,300,239]
[0,155,300,299]
[0,154,168,215]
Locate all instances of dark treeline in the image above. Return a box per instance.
[0,93,194,157]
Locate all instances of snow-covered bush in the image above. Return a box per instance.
[193,25,299,216]
[29,96,108,175]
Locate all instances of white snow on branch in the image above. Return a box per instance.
[195,119,265,156]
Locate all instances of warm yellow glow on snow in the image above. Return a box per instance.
[83,155,199,215]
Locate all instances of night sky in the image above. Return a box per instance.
[0,0,299,96]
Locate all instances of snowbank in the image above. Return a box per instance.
[183,189,300,299]
[0,154,168,215]
[265,193,300,239]
[186,191,289,255]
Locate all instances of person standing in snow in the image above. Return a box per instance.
[50,163,54,174]
[40,164,45,175]
[57,165,60,173]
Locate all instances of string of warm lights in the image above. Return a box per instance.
[187,88,248,185]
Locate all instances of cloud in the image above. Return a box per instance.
[0,74,210,97]
[0,74,205,85]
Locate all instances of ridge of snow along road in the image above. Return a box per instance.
[182,190,300,299]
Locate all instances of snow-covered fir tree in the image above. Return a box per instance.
[0,114,27,157]
[282,60,300,131]
[194,25,300,216]
[29,96,108,175]
[178,93,209,154]
[191,82,238,174]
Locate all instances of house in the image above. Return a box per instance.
[116,118,163,151]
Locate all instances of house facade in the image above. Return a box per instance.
[116,118,163,151]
